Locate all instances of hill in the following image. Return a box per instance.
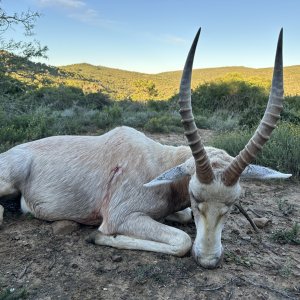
[2,50,300,100]
[60,63,300,100]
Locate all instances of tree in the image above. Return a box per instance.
[132,79,158,100]
[0,1,47,59]
[0,1,56,91]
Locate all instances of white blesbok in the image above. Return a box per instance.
[0,28,291,268]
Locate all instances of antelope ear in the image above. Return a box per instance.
[241,164,292,180]
[144,162,194,188]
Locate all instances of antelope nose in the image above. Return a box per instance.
[192,248,224,269]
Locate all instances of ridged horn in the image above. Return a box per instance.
[179,28,214,184]
[222,29,284,186]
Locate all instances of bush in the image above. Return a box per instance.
[194,115,211,129]
[191,79,268,115]
[212,122,300,178]
[272,223,300,245]
[123,111,157,128]
[147,100,170,112]
[0,107,56,151]
[206,110,240,131]
[144,114,182,133]
[82,92,112,110]
[26,85,86,110]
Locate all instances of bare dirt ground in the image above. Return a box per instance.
[0,131,299,300]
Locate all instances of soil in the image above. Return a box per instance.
[0,131,299,300]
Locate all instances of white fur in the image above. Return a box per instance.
[166,207,193,224]
[21,196,32,214]
[189,175,241,204]
[242,164,292,179]
[0,126,291,267]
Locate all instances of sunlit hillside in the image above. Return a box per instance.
[3,49,299,100]
[61,63,300,100]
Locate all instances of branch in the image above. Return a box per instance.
[235,201,259,233]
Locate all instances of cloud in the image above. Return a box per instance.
[37,0,86,9]
[36,0,117,27]
[68,8,98,23]
[163,35,187,45]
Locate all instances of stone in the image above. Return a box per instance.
[111,255,122,262]
[51,220,79,235]
[253,217,271,229]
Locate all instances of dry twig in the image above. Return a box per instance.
[235,201,259,233]
[18,262,32,279]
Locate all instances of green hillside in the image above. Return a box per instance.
[60,63,300,100]
[3,49,300,100]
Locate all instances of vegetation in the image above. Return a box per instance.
[212,123,300,178]
[0,287,27,300]
[1,54,300,178]
[0,0,49,89]
[276,199,295,216]
[60,64,300,100]
[0,2,299,179]
[272,223,300,245]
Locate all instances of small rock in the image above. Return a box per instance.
[235,249,241,255]
[253,217,271,229]
[111,255,122,262]
[51,220,79,235]
[31,278,42,289]
[293,267,300,277]
[71,263,78,269]
[231,229,240,235]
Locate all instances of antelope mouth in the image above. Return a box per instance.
[192,246,224,269]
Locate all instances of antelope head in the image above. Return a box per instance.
[146,28,291,268]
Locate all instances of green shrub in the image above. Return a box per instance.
[84,92,111,109]
[147,99,170,112]
[191,79,268,115]
[272,223,300,245]
[212,122,300,178]
[0,108,55,149]
[123,111,157,128]
[144,114,182,133]
[207,110,240,131]
[0,287,28,300]
[194,115,211,129]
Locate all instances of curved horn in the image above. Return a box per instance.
[179,28,214,184]
[222,29,284,186]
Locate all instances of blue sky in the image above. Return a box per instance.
[2,0,300,73]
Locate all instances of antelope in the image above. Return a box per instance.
[0,28,291,268]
